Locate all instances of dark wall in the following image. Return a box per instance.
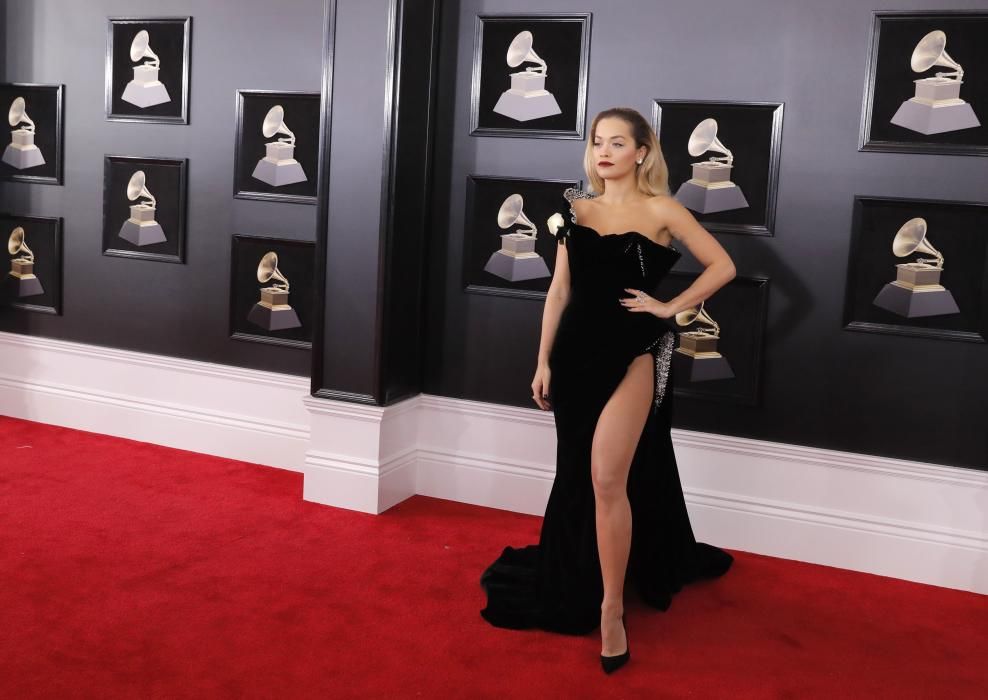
[0,0,324,376]
[313,0,441,404]
[425,0,988,470]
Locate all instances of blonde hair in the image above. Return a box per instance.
[583,107,670,196]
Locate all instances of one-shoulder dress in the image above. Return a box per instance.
[479,187,733,635]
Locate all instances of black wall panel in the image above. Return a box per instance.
[425,0,988,470]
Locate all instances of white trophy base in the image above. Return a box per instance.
[675,180,749,214]
[2,143,45,169]
[483,250,550,282]
[121,80,172,108]
[872,282,960,318]
[119,219,167,246]
[252,157,308,187]
[890,99,981,135]
[492,90,562,122]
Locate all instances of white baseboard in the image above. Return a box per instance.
[0,331,311,470]
[2,330,985,595]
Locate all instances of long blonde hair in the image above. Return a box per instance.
[583,107,670,196]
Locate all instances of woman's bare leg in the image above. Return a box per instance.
[591,352,653,656]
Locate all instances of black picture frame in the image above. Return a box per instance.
[652,99,784,237]
[859,11,988,156]
[230,235,315,349]
[0,83,65,185]
[462,175,580,299]
[842,196,988,343]
[470,13,592,139]
[233,90,320,204]
[105,17,192,124]
[102,155,188,263]
[0,213,63,315]
[654,271,769,406]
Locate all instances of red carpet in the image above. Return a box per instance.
[1,415,986,699]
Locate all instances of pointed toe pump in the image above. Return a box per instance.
[600,615,630,674]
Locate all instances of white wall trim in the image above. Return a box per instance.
[0,331,310,470]
[2,330,985,595]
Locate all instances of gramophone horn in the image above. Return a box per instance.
[675,302,721,336]
[506,31,547,74]
[130,29,161,68]
[257,251,290,290]
[892,217,944,265]
[126,170,156,208]
[497,194,537,235]
[261,105,296,145]
[687,118,733,165]
[8,97,34,131]
[8,226,33,261]
[911,30,963,78]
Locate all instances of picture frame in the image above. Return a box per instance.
[462,175,580,299]
[0,213,63,315]
[652,99,784,237]
[654,271,770,406]
[0,83,65,185]
[859,10,988,156]
[842,195,988,343]
[102,155,188,263]
[470,13,592,139]
[230,234,315,349]
[233,90,320,204]
[105,16,192,124]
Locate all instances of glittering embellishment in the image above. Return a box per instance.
[635,241,645,277]
[641,330,675,411]
[563,187,597,223]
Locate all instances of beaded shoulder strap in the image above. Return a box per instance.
[562,187,597,223]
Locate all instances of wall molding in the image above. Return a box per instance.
[2,330,984,595]
[0,331,310,470]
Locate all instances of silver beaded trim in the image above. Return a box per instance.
[642,330,674,411]
[563,187,596,223]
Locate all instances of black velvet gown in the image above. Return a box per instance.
[479,187,733,635]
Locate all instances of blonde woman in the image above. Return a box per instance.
[480,107,736,673]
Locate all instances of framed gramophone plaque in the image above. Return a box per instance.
[860,11,988,155]
[470,13,591,139]
[102,155,188,263]
[234,90,320,204]
[0,83,64,185]
[462,175,580,299]
[652,99,784,237]
[842,196,988,343]
[105,17,192,124]
[0,213,63,315]
[230,235,314,349]
[654,271,769,406]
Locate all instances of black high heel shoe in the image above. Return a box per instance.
[600,614,630,674]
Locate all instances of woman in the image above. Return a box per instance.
[479,107,736,673]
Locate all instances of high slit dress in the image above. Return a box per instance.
[479,187,733,635]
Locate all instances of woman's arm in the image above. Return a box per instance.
[537,238,572,366]
[649,197,736,317]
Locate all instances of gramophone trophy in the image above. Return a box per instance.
[483,194,551,282]
[2,97,46,170]
[674,118,749,214]
[247,251,302,331]
[672,301,735,382]
[872,217,960,318]
[492,31,562,122]
[890,30,980,135]
[6,227,44,297]
[252,105,308,187]
[121,30,171,108]
[118,170,167,246]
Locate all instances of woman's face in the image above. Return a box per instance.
[592,117,643,181]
